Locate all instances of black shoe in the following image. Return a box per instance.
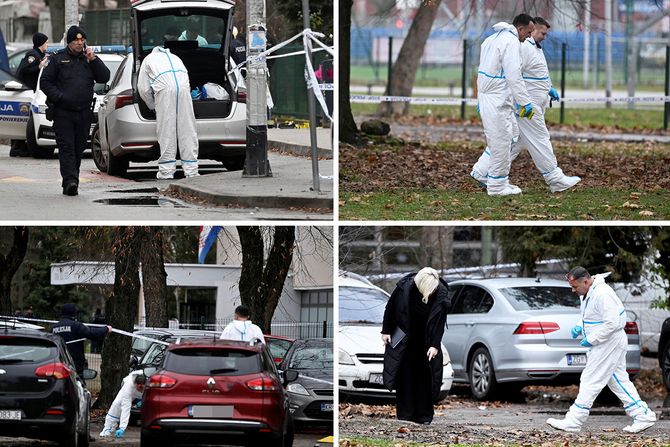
[63,183,78,196]
[9,148,30,157]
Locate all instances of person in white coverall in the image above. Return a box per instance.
[99,371,146,438]
[220,305,266,343]
[547,266,656,434]
[471,17,581,193]
[474,13,536,196]
[138,42,199,179]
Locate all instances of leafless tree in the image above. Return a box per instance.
[0,227,29,315]
[140,227,169,328]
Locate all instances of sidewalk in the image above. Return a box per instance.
[165,128,333,212]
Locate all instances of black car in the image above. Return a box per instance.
[279,338,334,425]
[659,317,670,390]
[0,326,96,446]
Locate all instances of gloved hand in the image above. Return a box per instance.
[115,428,125,438]
[549,86,560,101]
[516,102,535,120]
[570,325,582,339]
[476,103,480,116]
[135,400,142,409]
[580,338,592,348]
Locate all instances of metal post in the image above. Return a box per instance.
[461,39,467,119]
[386,36,393,115]
[560,43,566,124]
[605,0,613,108]
[322,320,327,338]
[302,0,320,192]
[665,46,669,130]
[243,0,271,177]
[582,0,590,89]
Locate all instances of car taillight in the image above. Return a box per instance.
[624,322,639,335]
[513,322,560,334]
[237,91,247,103]
[35,363,71,379]
[147,374,177,388]
[114,93,134,110]
[246,376,279,391]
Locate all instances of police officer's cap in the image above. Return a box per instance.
[66,26,87,43]
[33,32,48,48]
[61,303,77,317]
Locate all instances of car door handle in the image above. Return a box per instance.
[465,322,475,327]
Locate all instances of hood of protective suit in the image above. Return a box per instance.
[592,272,612,287]
[231,320,255,336]
[492,22,516,33]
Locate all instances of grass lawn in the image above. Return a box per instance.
[340,437,480,447]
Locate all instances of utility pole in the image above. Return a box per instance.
[605,0,613,108]
[243,0,271,177]
[302,0,321,192]
[64,0,79,41]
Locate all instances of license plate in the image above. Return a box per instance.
[190,405,233,418]
[369,373,384,385]
[0,410,21,420]
[567,354,587,366]
[321,403,333,412]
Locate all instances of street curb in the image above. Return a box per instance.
[166,183,333,211]
[268,140,333,159]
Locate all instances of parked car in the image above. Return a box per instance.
[338,271,454,401]
[266,334,295,365]
[658,317,670,390]
[140,338,296,446]
[443,277,641,400]
[278,338,333,424]
[93,0,247,177]
[130,328,219,366]
[0,327,97,446]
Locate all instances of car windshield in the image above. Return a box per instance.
[140,14,226,53]
[288,345,333,370]
[164,348,261,375]
[267,338,293,360]
[500,286,580,311]
[0,67,20,85]
[339,286,388,324]
[0,337,56,363]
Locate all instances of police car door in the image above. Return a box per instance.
[0,67,33,139]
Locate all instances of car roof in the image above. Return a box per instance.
[132,0,234,12]
[0,326,63,343]
[168,337,265,351]
[450,277,570,288]
[339,271,389,294]
[265,334,295,342]
[135,328,218,337]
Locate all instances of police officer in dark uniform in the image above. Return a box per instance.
[40,25,110,196]
[230,27,246,68]
[16,32,49,91]
[52,303,111,379]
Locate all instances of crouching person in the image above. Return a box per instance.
[100,371,146,438]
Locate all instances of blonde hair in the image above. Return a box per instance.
[414,267,439,304]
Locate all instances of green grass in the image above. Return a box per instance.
[341,437,485,447]
[339,188,670,221]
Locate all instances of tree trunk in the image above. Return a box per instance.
[47,0,66,44]
[339,0,360,144]
[140,227,169,328]
[0,227,29,315]
[376,0,443,116]
[98,227,141,408]
[237,226,296,334]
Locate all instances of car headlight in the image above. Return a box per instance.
[339,349,355,365]
[287,382,310,396]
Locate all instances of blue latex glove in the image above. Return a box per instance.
[516,102,534,120]
[549,86,560,101]
[476,103,480,116]
[570,325,582,339]
[135,400,142,409]
[580,338,592,348]
[115,428,125,438]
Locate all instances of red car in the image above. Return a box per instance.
[265,334,296,365]
[140,338,297,447]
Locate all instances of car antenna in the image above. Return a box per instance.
[535,276,541,283]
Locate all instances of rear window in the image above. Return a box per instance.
[500,286,580,311]
[140,14,227,53]
[164,348,261,375]
[339,286,388,324]
[0,337,57,363]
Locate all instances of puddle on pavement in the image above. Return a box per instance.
[109,187,160,194]
[93,196,185,207]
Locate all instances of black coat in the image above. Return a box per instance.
[16,47,45,91]
[40,47,110,112]
[382,273,450,399]
[52,316,108,374]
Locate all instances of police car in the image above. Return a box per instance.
[0,45,126,158]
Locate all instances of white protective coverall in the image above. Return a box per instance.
[138,46,199,179]
[220,320,266,343]
[100,371,144,436]
[475,22,533,196]
[471,36,581,192]
[547,273,656,433]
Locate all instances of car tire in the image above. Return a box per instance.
[107,145,129,177]
[91,124,108,173]
[469,347,497,400]
[58,417,79,447]
[435,389,449,403]
[662,342,670,391]
[222,156,245,171]
[26,114,55,159]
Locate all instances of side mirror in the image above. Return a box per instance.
[93,83,108,95]
[5,81,28,91]
[282,369,298,386]
[82,368,98,380]
[143,366,157,377]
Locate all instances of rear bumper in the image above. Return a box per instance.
[143,417,278,443]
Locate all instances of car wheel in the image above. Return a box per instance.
[222,156,245,171]
[661,342,670,390]
[58,417,78,447]
[469,347,497,400]
[107,145,129,177]
[91,124,108,173]
[77,401,90,447]
[435,389,449,403]
[26,114,55,159]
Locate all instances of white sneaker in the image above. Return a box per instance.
[99,428,112,438]
[549,176,581,193]
[546,417,581,433]
[623,420,655,433]
[470,170,487,189]
[487,184,522,196]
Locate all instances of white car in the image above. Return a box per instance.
[338,271,454,401]
[0,48,125,158]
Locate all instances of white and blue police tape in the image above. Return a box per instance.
[350,94,670,105]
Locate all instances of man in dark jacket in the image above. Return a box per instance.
[40,25,110,196]
[381,268,450,424]
[52,303,111,379]
[16,32,49,91]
